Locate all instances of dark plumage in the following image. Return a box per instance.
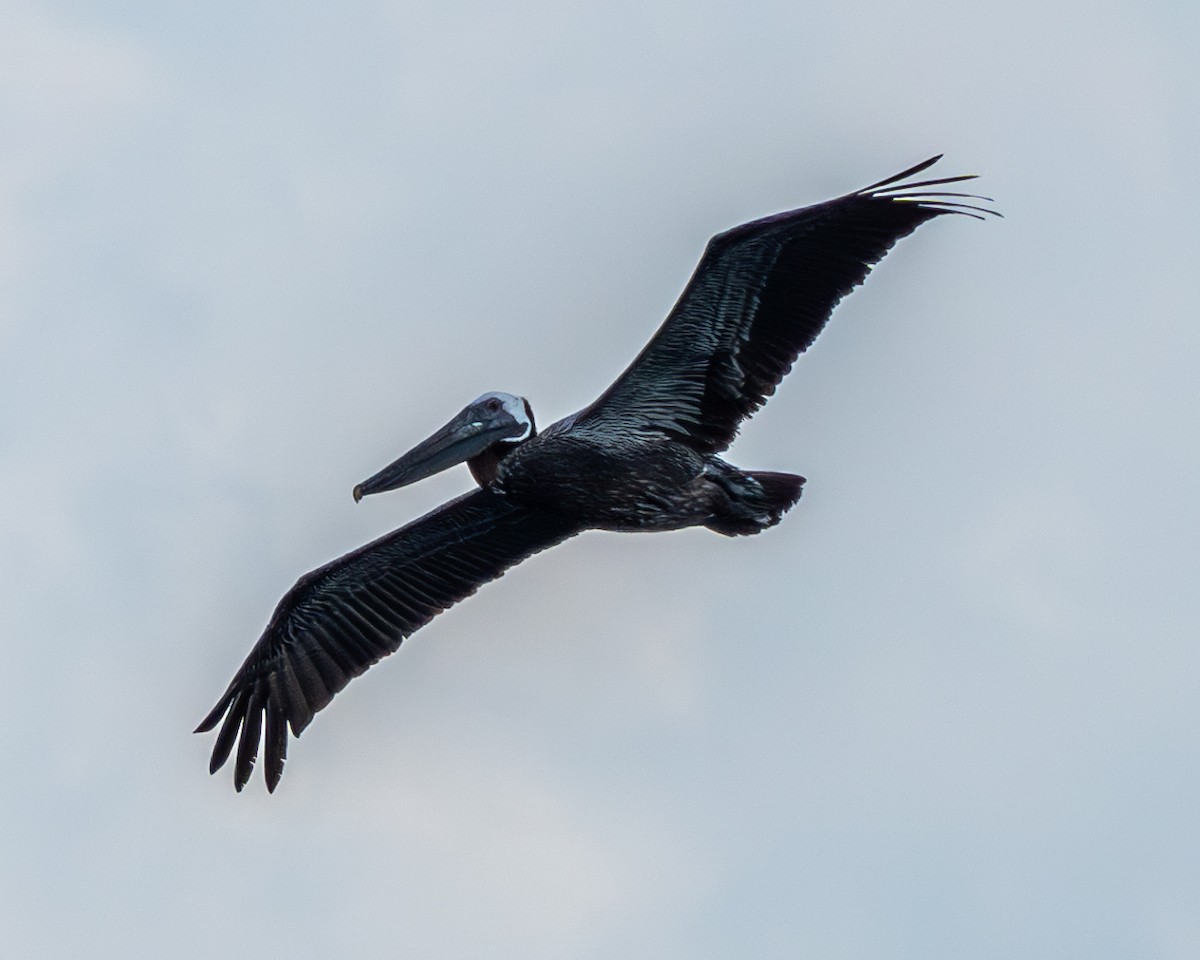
[198,489,579,791]
[197,155,997,791]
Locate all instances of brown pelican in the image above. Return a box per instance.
[197,156,996,791]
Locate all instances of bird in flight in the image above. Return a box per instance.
[197,155,996,791]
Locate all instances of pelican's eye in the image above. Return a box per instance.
[485,397,502,414]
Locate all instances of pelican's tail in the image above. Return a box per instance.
[706,470,805,537]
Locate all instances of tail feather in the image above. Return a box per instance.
[706,470,805,536]
[749,471,805,515]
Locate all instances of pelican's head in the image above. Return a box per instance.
[353,391,535,501]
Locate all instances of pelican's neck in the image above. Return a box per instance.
[467,396,536,487]
[467,437,522,487]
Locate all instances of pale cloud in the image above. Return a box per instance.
[0,5,166,218]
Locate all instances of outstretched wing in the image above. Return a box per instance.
[573,155,996,452]
[196,489,581,792]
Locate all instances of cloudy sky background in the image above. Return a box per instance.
[3,0,1198,957]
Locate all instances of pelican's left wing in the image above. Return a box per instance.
[196,489,581,792]
[573,156,996,452]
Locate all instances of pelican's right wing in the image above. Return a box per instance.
[573,156,996,452]
[196,489,581,792]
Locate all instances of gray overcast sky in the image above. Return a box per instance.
[3,1,1198,957]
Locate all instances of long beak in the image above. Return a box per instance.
[353,407,514,502]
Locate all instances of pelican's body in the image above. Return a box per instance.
[491,418,800,535]
[198,156,996,791]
